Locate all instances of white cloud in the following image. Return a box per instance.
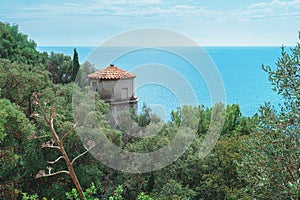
[4,0,300,21]
[247,0,300,19]
[2,0,299,46]
[173,5,195,10]
[110,0,162,5]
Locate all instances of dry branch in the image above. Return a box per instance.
[47,156,65,164]
[35,169,70,179]
[61,124,77,142]
[71,140,95,165]
[32,93,85,200]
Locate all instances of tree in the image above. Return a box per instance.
[109,185,124,200]
[151,179,195,200]
[18,83,114,199]
[222,104,241,134]
[72,48,80,82]
[47,52,73,84]
[0,59,51,117]
[137,103,152,127]
[0,22,41,65]
[31,93,97,200]
[75,61,97,87]
[170,104,254,136]
[237,34,300,198]
[0,97,35,199]
[0,22,50,66]
[0,21,116,199]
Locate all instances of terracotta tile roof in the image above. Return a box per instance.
[88,64,136,80]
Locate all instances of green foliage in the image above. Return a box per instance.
[0,59,51,116]
[0,22,43,65]
[222,104,241,134]
[0,22,76,85]
[196,135,251,199]
[66,188,80,200]
[66,183,99,200]
[0,98,35,199]
[47,52,73,84]
[75,61,96,87]
[152,179,196,200]
[72,48,80,81]
[170,104,255,136]
[263,45,300,107]
[22,193,39,200]
[170,108,181,127]
[137,192,153,200]
[4,20,296,200]
[137,103,152,127]
[237,35,300,198]
[0,21,108,200]
[109,185,124,200]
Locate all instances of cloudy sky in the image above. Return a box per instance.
[1,0,299,46]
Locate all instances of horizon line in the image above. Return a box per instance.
[37,45,293,47]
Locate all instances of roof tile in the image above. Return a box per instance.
[88,64,136,80]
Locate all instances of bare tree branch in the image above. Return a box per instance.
[35,169,70,179]
[28,132,51,140]
[50,108,54,121]
[71,140,95,165]
[34,135,51,139]
[32,93,85,200]
[71,149,90,165]
[30,112,40,118]
[42,145,60,149]
[47,156,65,164]
[41,139,60,149]
[61,124,77,142]
[44,99,50,106]
[32,93,60,141]
[286,166,296,181]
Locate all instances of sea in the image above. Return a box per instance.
[37,46,285,119]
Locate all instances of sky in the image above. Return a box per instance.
[0,0,299,46]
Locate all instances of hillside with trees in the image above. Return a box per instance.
[0,22,299,199]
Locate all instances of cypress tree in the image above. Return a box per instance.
[72,48,80,81]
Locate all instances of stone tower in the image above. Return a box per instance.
[88,64,138,115]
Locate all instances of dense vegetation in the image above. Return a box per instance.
[0,22,299,199]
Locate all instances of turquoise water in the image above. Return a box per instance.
[37,46,283,117]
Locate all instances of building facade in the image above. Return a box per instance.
[88,64,138,115]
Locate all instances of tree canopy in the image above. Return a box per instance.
[1,21,299,199]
